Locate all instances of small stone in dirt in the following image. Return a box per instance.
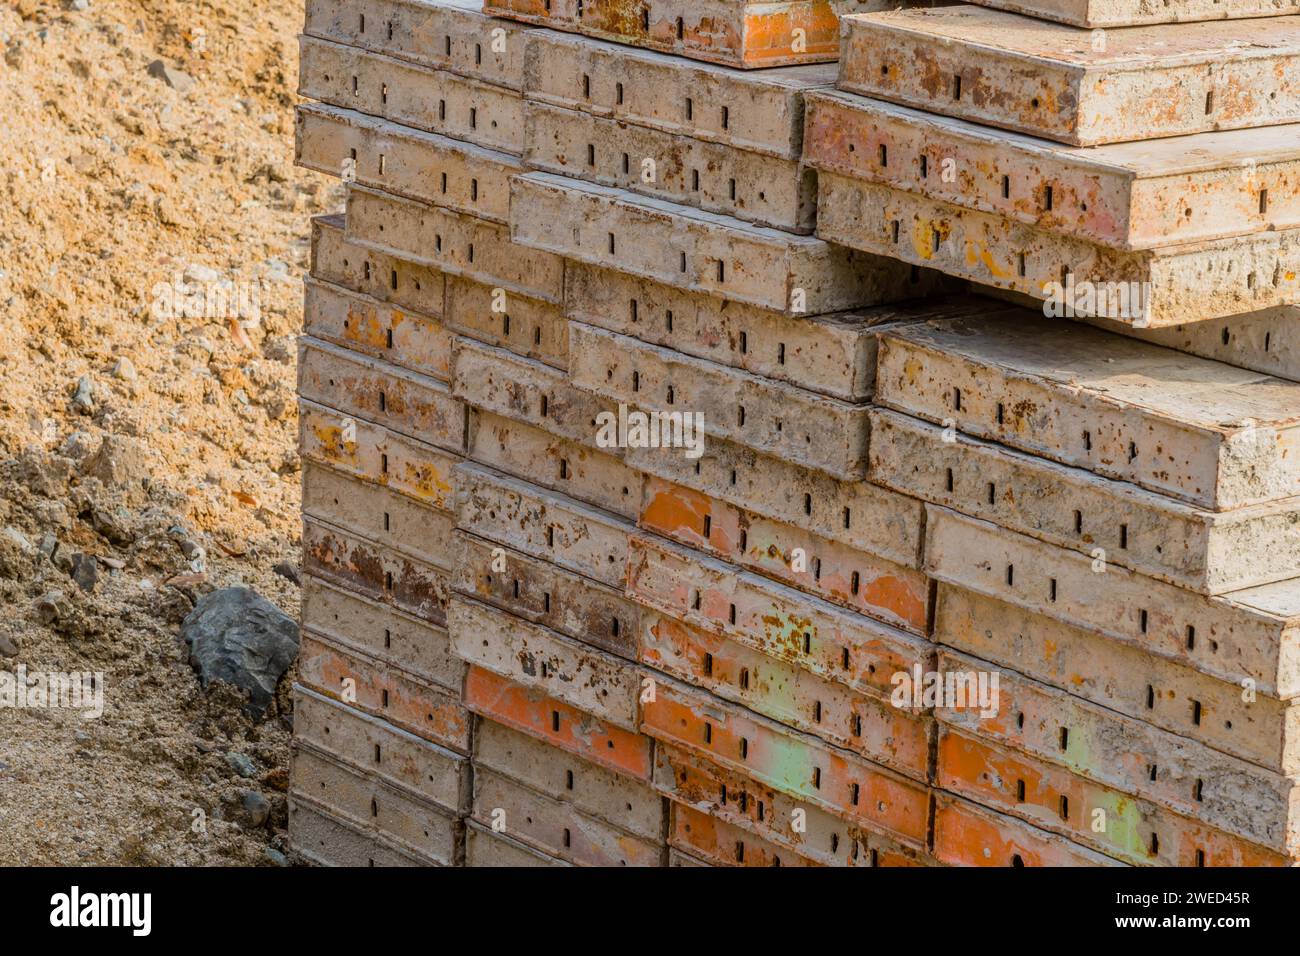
[38,533,58,558]
[70,554,98,592]
[112,357,136,382]
[36,591,67,625]
[225,752,257,778]
[146,60,195,94]
[272,561,300,586]
[2,527,32,554]
[0,631,18,658]
[264,848,289,867]
[83,434,152,490]
[71,375,95,414]
[239,790,270,828]
[182,587,299,717]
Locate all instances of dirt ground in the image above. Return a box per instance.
[0,0,335,864]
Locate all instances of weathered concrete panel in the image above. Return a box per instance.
[465,820,570,866]
[312,213,445,319]
[510,171,942,314]
[870,408,1300,593]
[296,103,521,223]
[670,802,819,865]
[524,100,815,232]
[926,508,1300,698]
[304,278,452,382]
[444,275,568,370]
[963,0,1300,28]
[805,89,1300,251]
[524,28,835,157]
[303,0,530,89]
[299,35,523,154]
[933,793,1122,866]
[876,315,1300,509]
[839,7,1300,145]
[347,184,565,303]
[290,799,426,866]
[817,172,1300,327]
[568,320,871,479]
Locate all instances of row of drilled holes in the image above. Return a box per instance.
[693,600,861,680]
[603,231,729,283]
[719,784,879,864]
[700,650,868,736]
[677,450,857,533]
[951,387,1143,464]
[500,312,546,348]
[583,143,756,206]
[996,561,1220,659]
[577,72,733,134]
[627,298,788,366]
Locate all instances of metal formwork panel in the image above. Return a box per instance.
[488,0,902,68]
[876,315,1300,510]
[963,0,1300,27]
[299,35,524,154]
[932,793,1123,867]
[838,7,1300,146]
[564,263,991,402]
[298,336,466,451]
[290,747,460,864]
[475,719,665,837]
[623,430,923,561]
[870,408,1300,594]
[296,103,521,223]
[524,101,815,233]
[935,584,1300,774]
[1085,307,1300,385]
[627,534,934,699]
[290,799,425,866]
[639,611,933,779]
[303,0,530,89]
[449,596,643,729]
[465,820,571,865]
[444,275,568,370]
[304,278,452,382]
[302,574,465,691]
[346,184,565,303]
[452,338,613,451]
[312,213,446,319]
[467,409,643,520]
[454,532,643,660]
[471,768,664,865]
[303,517,451,625]
[805,91,1300,252]
[926,507,1300,700]
[938,726,1289,866]
[298,630,471,751]
[653,744,932,866]
[300,399,461,513]
[523,29,835,158]
[817,172,1300,327]
[937,649,1300,854]
[302,462,458,570]
[464,666,654,779]
[455,462,634,588]
[568,321,871,480]
[639,476,931,634]
[641,676,932,846]
[509,171,940,315]
[670,802,819,866]
[293,685,471,812]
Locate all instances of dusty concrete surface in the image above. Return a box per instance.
[0,0,336,864]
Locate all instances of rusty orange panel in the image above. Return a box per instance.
[639,476,930,634]
[642,677,931,846]
[933,793,1123,867]
[640,612,932,779]
[464,666,654,780]
[298,632,470,753]
[671,802,820,866]
[655,743,933,866]
[484,0,853,68]
[938,727,1290,867]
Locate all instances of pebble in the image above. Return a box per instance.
[239,790,270,828]
[112,357,137,382]
[70,553,98,592]
[145,59,195,95]
[71,375,94,414]
[225,752,257,778]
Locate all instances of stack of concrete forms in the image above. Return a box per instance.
[286,0,1300,867]
[802,2,1300,865]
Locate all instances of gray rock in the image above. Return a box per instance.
[72,375,95,414]
[181,587,298,717]
[146,60,195,94]
[70,553,98,593]
[263,848,289,867]
[239,790,270,828]
[225,752,257,778]
[272,561,300,586]
[0,631,18,658]
[36,590,68,625]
